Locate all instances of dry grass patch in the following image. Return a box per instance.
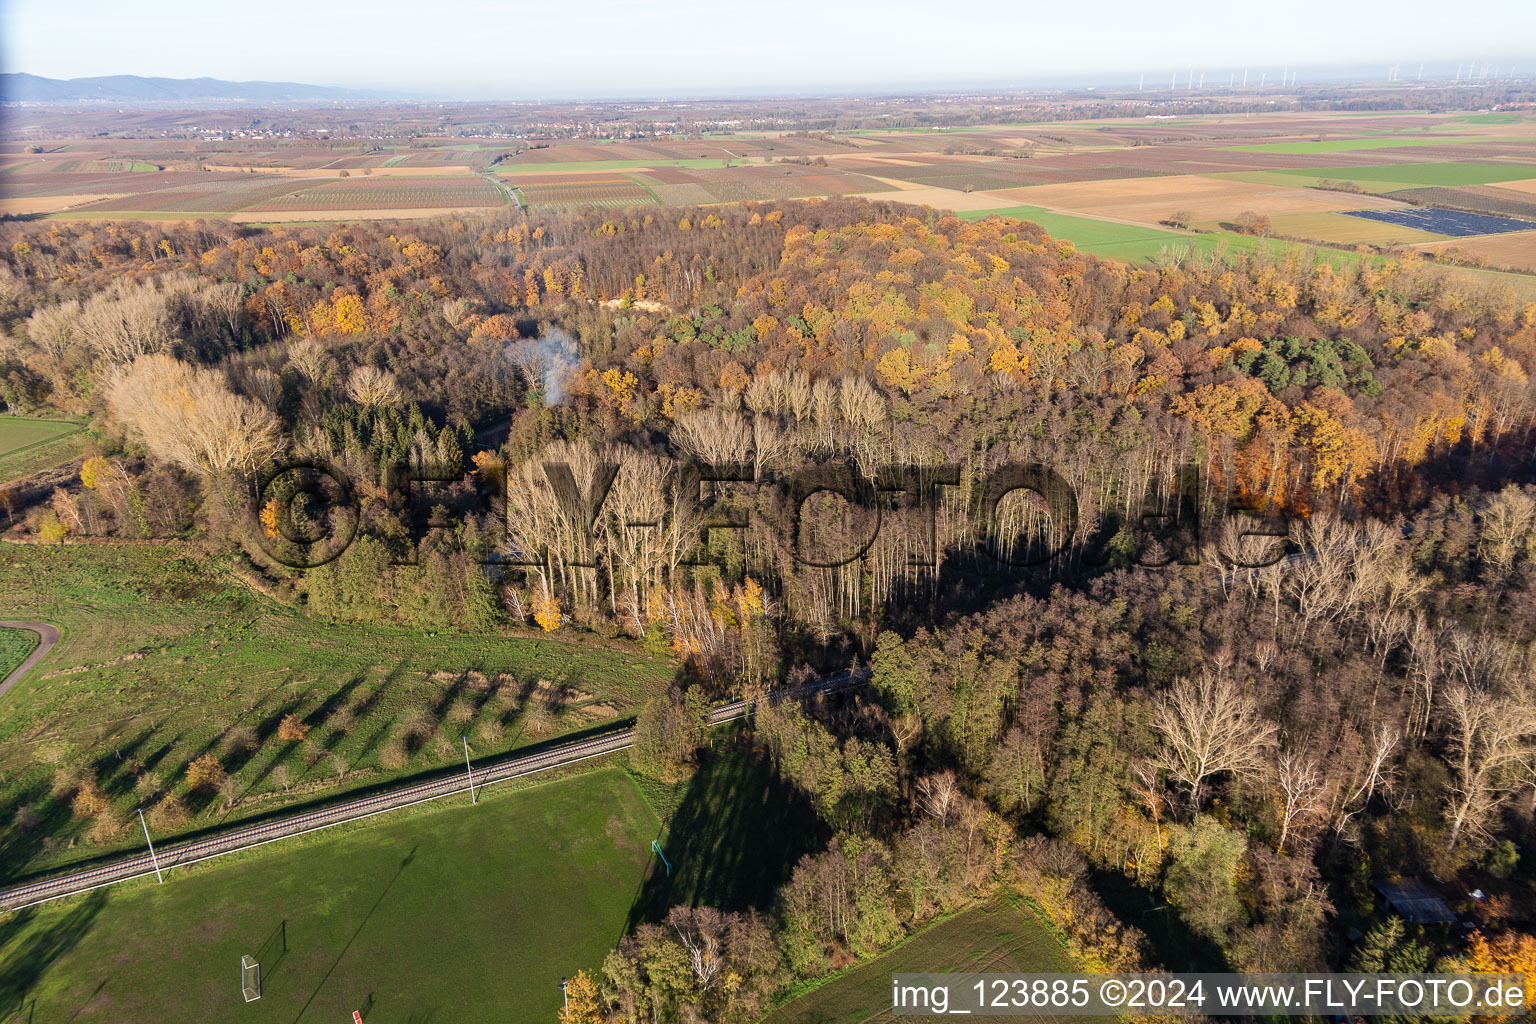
[1417,229,1536,272]
[0,194,126,215]
[1268,211,1446,245]
[863,180,1020,210]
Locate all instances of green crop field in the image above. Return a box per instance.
[0,543,670,881]
[1268,163,1536,186]
[960,205,1536,297]
[958,205,1333,265]
[0,417,87,483]
[762,899,1082,1024]
[958,204,1197,257]
[0,626,39,680]
[0,769,660,1024]
[1224,136,1512,154]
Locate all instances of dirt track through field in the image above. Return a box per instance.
[0,620,60,701]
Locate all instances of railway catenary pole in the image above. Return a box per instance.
[462,735,478,805]
[137,808,164,885]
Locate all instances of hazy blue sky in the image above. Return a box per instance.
[4,0,1531,98]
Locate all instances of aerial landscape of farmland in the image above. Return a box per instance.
[3,5,1536,1019]
[5,104,1534,283]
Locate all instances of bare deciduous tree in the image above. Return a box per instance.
[673,407,751,466]
[1274,749,1327,851]
[1440,683,1536,849]
[24,300,81,366]
[1153,670,1277,812]
[346,365,403,407]
[1329,724,1400,842]
[109,354,284,475]
[668,906,726,994]
[76,280,175,365]
[1479,485,1536,583]
[916,770,962,824]
[286,339,335,385]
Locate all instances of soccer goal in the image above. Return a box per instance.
[241,955,261,1002]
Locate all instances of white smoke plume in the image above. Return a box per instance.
[504,327,578,405]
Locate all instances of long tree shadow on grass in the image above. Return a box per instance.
[0,890,108,1013]
[290,846,417,1024]
[1088,866,1229,972]
[626,745,826,932]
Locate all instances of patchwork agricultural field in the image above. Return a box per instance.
[1266,162,1536,188]
[1380,184,1536,221]
[237,176,506,213]
[513,177,658,208]
[1342,206,1535,237]
[5,109,1534,286]
[1268,211,1446,245]
[957,203,1327,265]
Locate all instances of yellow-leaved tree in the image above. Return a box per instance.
[532,593,563,632]
[557,970,604,1024]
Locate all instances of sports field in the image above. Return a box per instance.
[0,417,87,483]
[0,769,661,1023]
[0,543,670,880]
[761,899,1083,1024]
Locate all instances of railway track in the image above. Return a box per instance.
[0,669,866,913]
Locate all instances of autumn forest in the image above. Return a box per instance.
[2,194,1535,1016]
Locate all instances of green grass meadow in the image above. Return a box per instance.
[957,205,1338,265]
[1452,114,1530,124]
[958,204,1536,298]
[0,543,671,881]
[0,627,39,680]
[762,899,1083,1024]
[0,769,661,1024]
[629,745,827,924]
[0,417,87,484]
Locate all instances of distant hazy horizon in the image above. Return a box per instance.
[4,0,1532,101]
